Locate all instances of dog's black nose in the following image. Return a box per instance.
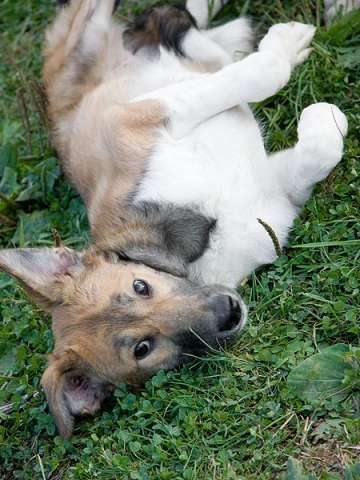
[218,295,243,332]
[210,294,245,337]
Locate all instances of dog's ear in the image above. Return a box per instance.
[0,247,84,307]
[119,244,189,277]
[41,350,114,439]
[118,203,216,276]
[154,204,216,264]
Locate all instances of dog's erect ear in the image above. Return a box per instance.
[41,350,114,439]
[0,248,84,307]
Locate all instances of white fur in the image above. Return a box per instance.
[205,18,254,60]
[186,0,230,28]
[133,23,346,287]
[76,4,348,289]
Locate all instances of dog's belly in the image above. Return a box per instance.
[136,106,297,287]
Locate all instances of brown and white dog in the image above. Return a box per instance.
[0,0,348,437]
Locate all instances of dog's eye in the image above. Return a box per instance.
[134,339,153,360]
[133,279,150,297]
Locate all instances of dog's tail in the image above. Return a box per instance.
[43,0,119,121]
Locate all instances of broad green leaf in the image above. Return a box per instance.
[17,157,61,202]
[0,121,21,145]
[16,184,41,202]
[344,463,360,480]
[0,167,19,197]
[337,47,360,69]
[321,344,350,355]
[0,144,17,176]
[287,344,354,404]
[0,273,14,289]
[12,210,55,246]
[0,349,17,375]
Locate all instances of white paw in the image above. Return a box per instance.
[297,103,348,172]
[259,22,316,68]
[298,102,348,141]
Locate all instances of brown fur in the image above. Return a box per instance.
[43,0,167,219]
[88,100,167,232]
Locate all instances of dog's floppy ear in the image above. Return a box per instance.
[118,202,216,276]
[0,247,84,307]
[41,349,114,439]
[119,246,189,277]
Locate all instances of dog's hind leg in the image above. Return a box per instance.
[181,23,234,67]
[182,16,254,65]
[271,103,348,206]
[44,0,117,119]
[185,0,253,62]
[186,0,230,29]
[205,18,254,61]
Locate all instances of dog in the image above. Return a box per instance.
[0,0,348,438]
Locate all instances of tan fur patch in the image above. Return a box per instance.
[43,3,166,234]
[88,99,166,235]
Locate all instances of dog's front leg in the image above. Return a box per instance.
[271,103,348,206]
[135,22,316,139]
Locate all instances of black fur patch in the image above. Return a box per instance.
[138,202,216,264]
[101,201,216,278]
[131,201,216,264]
[123,5,196,56]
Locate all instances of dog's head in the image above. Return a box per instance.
[0,205,247,438]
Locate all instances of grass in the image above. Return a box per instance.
[0,0,359,478]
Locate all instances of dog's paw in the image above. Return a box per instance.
[259,22,316,68]
[298,102,348,141]
[297,103,348,170]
